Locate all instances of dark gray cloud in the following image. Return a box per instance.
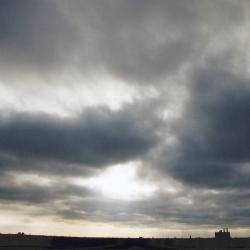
[0,181,92,205]
[0,0,78,76]
[0,101,160,175]
[160,60,250,189]
[0,0,247,83]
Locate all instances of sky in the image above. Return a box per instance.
[0,0,250,238]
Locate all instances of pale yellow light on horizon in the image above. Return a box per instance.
[0,204,249,237]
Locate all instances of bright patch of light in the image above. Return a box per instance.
[0,72,139,117]
[75,162,156,201]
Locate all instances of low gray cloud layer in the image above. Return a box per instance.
[0,101,160,175]
[164,61,250,189]
[0,0,250,233]
[0,0,247,83]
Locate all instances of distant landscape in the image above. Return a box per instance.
[1,233,250,250]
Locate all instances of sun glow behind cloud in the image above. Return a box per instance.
[75,162,156,201]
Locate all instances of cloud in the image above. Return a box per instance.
[0,182,91,205]
[0,101,160,175]
[1,0,250,233]
[0,0,247,83]
[0,0,77,76]
[2,169,250,229]
[159,58,250,189]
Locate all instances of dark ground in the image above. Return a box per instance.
[0,233,250,250]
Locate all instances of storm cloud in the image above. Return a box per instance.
[0,0,247,83]
[164,62,250,189]
[0,0,250,236]
[0,101,160,175]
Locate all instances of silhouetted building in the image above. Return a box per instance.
[215,228,231,248]
[215,227,230,240]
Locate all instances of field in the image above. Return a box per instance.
[1,234,250,250]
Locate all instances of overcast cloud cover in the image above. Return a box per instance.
[0,0,250,237]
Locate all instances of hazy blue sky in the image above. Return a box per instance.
[0,0,250,237]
